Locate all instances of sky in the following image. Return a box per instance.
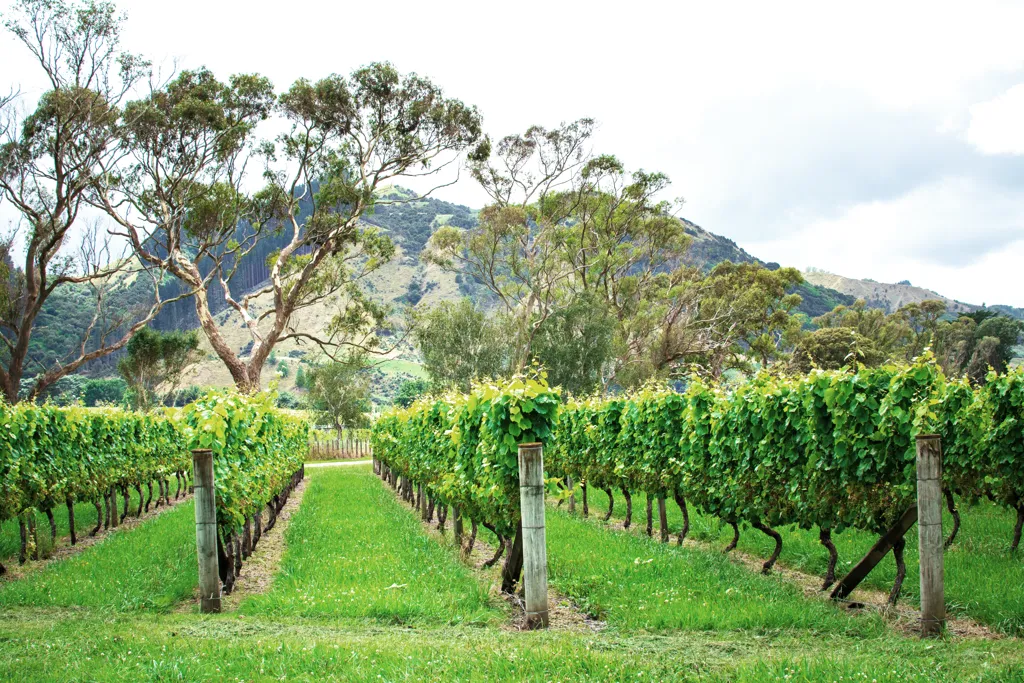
[2,0,1024,306]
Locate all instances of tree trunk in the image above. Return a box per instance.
[500,524,524,594]
[658,494,669,543]
[1012,505,1024,553]
[136,484,143,517]
[45,507,57,543]
[66,495,77,546]
[253,511,262,549]
[483,535,506,569]
[819,528,838,590]
[103,490,111,529]
[887,537,907,606]
[121,486,130,522]
[645,494,653,537]
[467,520,478,555]
[242,517,253,559]
[603,488,614,522]
[581,482,589,518]
[437,505,447,532]
[145,481,153,512]
[109,487,119,528]
[724,520,740,553]
[752,521,782,574]
[233,535,243,579]
[673,491,690,544]
[18,515,27,565]
[427,497,435,523]
[91,499,102,536]
[29,515,38,560]
[621,488,632,529]
[943,488,960,548]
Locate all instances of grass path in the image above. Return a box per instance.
[0,485,180,563]
[240,466,500,625]
[578,487,1024,636]
[0,498,197,611]
[545,501,886,635]
[2,609,1023,682]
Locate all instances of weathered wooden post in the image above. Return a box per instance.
[916,434,945,637]
[518,442,549,629]
[192,449,221,614]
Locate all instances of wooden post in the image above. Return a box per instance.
[916,434,945,637]
[518,442,549,629]
[830,506,917,601]
[192,449,221,614]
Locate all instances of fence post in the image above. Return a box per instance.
[916,434,944,637]
[192,449,221,614]
[518,442,549,629]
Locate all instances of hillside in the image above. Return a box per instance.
[27,187,883,397]
[802,271,985,316]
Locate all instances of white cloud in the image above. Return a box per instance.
[3,0,1024,306]
[967,84,1024,155]
[746,177,1024,305]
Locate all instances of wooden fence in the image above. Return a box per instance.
[308,434,373,461]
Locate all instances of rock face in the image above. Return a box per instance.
[802,271,976,315]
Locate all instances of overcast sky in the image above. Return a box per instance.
[3,0,1024,305]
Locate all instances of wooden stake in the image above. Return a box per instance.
[192,449,222,613]
[518,442,549,629]
[916,434,945,637]
[830,506,917,601]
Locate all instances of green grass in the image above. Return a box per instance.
[0,499,197,611]
[240,466,499,625]
[546,504,885,635]
[577,487,1024,635]
[0,485,169,562]
[0,467,1023,680]
[377,358,429,380]
[1,610,1023,682]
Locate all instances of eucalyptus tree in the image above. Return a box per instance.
[0,0,170,403]
[117,326,200,411]
[412,297,509,392]
[427,120,594,371]
[428,122,805,387]
[96,63,482,392]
